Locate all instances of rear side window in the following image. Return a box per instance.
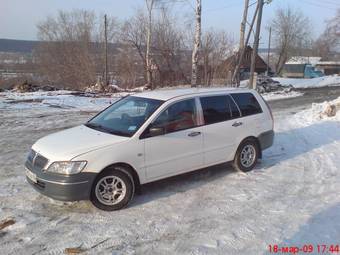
[231,93,262,116]
[200,95,241,124]
[200,96,230,124]
[228,95,241,118]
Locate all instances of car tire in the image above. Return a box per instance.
[90,167,135,211]
[232,139,259,172]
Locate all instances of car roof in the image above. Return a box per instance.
[133,87,252,101]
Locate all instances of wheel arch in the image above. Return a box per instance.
[98,162,141,189]
[237,136,262,159]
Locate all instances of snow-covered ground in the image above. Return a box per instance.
[0,92,340,254]
[261,90,303,101]
[0,88,303,112]
[0,91,122,111]
[274,75,340,89]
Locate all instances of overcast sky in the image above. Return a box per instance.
[0,0,338,44]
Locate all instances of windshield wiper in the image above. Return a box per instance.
[85,123,131,137]
[106,130,131,137]
[85,122,108,132]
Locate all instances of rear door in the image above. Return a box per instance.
[143,98,204,180]
[230,92,264,139]
[199,94,242,165]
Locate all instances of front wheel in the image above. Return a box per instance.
[232,139,259,172]
[90,167,135,211]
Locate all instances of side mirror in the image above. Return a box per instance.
[148,126,165,137]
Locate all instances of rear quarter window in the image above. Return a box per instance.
[231,93,262,117]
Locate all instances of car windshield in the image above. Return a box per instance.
[86,96,164,137]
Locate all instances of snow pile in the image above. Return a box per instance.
[40,95,117,111]
[294,97,340,124]
[262,91,303,101]
[0,91,121,111]
[273,75,340,89]
[1,86,303,112]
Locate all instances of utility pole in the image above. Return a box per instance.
[239,0,250,50]
[191,0,202,88]
[104,14,108,87]
[146,0,154,89]
[232,4,259,86]
[267,26,271,75]
[249,0,264,89]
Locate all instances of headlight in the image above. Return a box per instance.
[46,161,87,175]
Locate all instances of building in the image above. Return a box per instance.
[282,56,324,78]
[315,61,340,75]
[219,46,270,80]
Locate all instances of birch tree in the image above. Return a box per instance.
[191,0,202,87]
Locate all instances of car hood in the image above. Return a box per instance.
[32,125,129,161]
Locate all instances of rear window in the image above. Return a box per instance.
[200,95,241,125]
[231,93,262,116]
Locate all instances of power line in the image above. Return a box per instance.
[300,0,339,10]
[205,1,246,12]
[307,0,340,6]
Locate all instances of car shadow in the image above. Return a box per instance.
[131,162,236,207]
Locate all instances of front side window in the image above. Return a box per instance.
[86,96,163,137]
[231,93,262,116]
[151,99,198,134]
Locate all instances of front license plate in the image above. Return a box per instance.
[26,169,37,183]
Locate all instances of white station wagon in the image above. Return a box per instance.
[25,88,274,211]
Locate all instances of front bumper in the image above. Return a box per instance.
[25,161,96,202]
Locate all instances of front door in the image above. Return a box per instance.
[143,98,204,181]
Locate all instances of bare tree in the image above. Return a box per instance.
[152,8,191,86]
[201,30,234,85]
[270,7,311,74]
[36,10,117,90]
[120,6,190,88]
[191,0,202,87]
[120,10,148,84]
[313,9,340,60]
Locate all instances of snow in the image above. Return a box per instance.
[294,96,340,124]
[0,88,303,113]
[0,90,122,111]
[1,94,340,254]
[261,91,303,101]
[286,56,322,66]
[273,75,340,88]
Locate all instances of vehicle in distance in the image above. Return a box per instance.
[25,88,274,211]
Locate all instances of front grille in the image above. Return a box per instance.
[27,149,49,171]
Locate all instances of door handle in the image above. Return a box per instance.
[188,131,201,137]
[232,121,243,127]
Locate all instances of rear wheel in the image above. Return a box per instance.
[91,167,134,211]
[232,139,259,172]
